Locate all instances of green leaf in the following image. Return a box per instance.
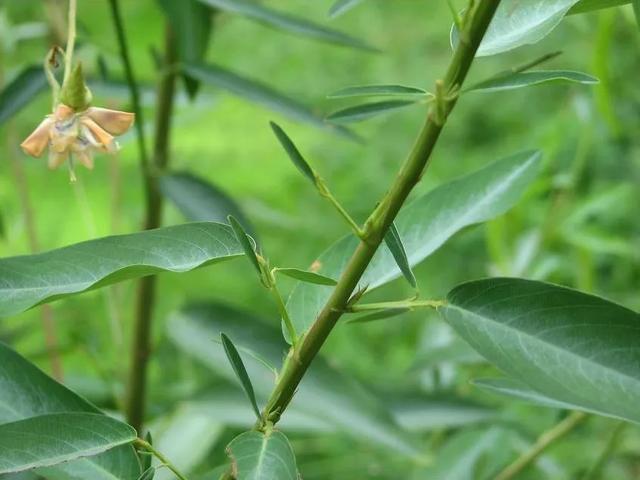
[384,222,417,289]
[221,333,261,419]
[327,84,428,98]
[474,0,581,57]
[287,151,542,338]
[141,432,153,473]
[0,66,47,125]
[443,278,640,424]
[196,0,376,51]
[276,268,337,286]
[270,122,315,183]
[160,172,256,237]
[226,430,297,480]
[157,0,212,99]
[472,378,580,410]
[0,413,136,475]
[568,0,630,14]
[168,304,420,456]
[0,222,243,318]
[228,215,261,275]
[183,63,354,139]
[0,342,141,479]
[329,0,366,18]
[326,99,420,124]
[467,70,599,93]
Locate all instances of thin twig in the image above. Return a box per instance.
[134,439,189,480]
[495,411,588,480]
[63,0,77,84]
[582,421,627,480]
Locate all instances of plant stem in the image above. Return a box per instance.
[63,0,77,84]
[258,0,502,428]
[348,299,445,312]
[134,439,189,480]
[124,25,178,432]
[582,421,627,480]
[495,411,588,480]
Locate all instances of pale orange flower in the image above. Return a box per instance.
[21,103,134,180]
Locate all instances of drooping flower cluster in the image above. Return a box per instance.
[21,103,134,181]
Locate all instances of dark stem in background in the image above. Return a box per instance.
[108,0,177,432]
[259,0,502,428]
[125,26,178,433]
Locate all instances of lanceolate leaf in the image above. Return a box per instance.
[0,342,141,479]
[0,66,47,125]
[329,0,366,18]
[328,84,428,98]
[384,222,417,289]
[0,413,136,475]
[221,333,262,419]
[159,172,256,237]
[196,0,376,52]
[276,268,337,286]
[226,430,297,480]
[326,100,420,124]
[467,70,598,93]
[270,122,316,183]
[568,0,630,14]
[473,0,581,57]
[157,0,212,99]
[228,216,261,275]
[472,378,580,410]
[0,222,243,318]
[183,63,354,138]
[287,151,542,338]
[443,278,640,424]
[168,304,420,456]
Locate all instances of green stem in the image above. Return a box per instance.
[582,421,627,480]
[124,25,178,433]
[633,0,640,31]
[63,0,77,84]
[495,412,588,480]
[316,178,363,237]
[134,439,189,480]
[258,0,502,428]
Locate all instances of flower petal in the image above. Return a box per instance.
[20,118,54,157]
[85,107,134,135]
[80,117,118,152]
[48,150,68,170]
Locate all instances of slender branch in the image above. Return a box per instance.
[347,299,445,312]
[316,178,363,237]
[582,421,627,480]
[134,439,189,480]
[495,411,588,480]
[63,0,77,84]
[258,0,502,428]
[124,25,178,433]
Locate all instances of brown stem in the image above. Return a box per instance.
[124,25,177,432]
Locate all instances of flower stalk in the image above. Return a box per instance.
[257,0,502,429]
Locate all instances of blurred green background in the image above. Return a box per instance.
[1,1,639,478]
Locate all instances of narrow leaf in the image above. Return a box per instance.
[568,0,630,14]
[326,99,420,124]
[472,378,580,410]
[276,268,337,286]
[226,430,297,480]
[141,432,153,473]
[0,222,244,318]
[221,333,261,419]
[183,63,354,138]
[159,172,256,237]
[287,151,542,338]
[0,413,136,474]
[329,0,366,18]
[444,278,640,424]
[270,122,315,183]
[0,343,140,479]
[0,67,47,125]
[470,0,581,57]
[384,222,417,289]
[196,0,376,51]
[328,84,428,98]
[468,70,598,93]
[228,215,260,275]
